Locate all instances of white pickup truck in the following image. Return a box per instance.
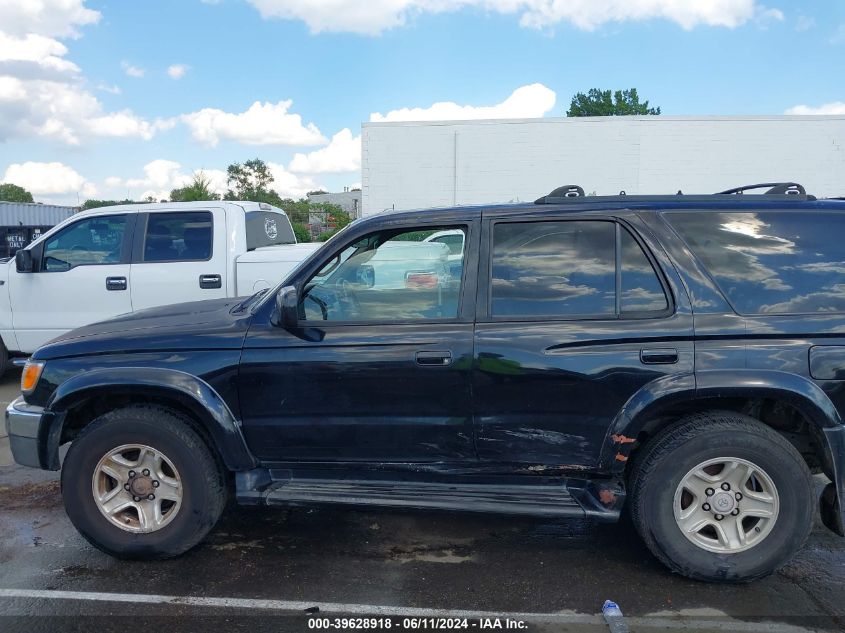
[0,200,320,364]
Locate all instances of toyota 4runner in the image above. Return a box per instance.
[6,182,845,582]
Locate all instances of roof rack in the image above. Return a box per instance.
[535,182,813,204]
[716,182,806,196]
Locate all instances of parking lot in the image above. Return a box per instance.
[1,368,844,633]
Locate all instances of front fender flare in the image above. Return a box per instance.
[43,367,257,471]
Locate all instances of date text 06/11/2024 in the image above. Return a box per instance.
[307,617,529,629]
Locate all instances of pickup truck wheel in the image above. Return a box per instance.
[61,405,226,559]
[629,411,814,582]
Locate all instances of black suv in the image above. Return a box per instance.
[7,183,845,582]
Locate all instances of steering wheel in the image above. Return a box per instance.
[336,279,361,319]
[304,293,329,320]
[70,244,88,251]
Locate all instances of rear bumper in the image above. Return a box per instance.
[5,397,46,469]
[821,426,845,536]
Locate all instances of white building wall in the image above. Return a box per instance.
[361,116,845,215]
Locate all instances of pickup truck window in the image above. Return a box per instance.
[301,226,466,322]
[143,212,212,262]
[42,215,128,272]
[246,211,296,249]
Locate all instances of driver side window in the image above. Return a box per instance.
[42,215,129,272]
[301,226,467,322]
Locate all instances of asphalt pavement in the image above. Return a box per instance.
[1,368,844,632]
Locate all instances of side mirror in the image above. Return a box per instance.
[272,285,299,329]
[15,249,33,273]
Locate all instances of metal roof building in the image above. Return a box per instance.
[362,115,845,215]
[0,201,77,226]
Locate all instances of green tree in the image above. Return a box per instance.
[566,88,661,117]
[224,158,276,202]
[292,223,311,243]
[170,171,221,202]
[0,183,34,203]
[81,198,139,210]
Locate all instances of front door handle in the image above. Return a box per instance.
[106,276,127,291]
[199,274,222,289]
[416,351,452,366]
[640,348,679,365]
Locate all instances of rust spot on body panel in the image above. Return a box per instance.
[611,434,636,445]
[598,489,617,505]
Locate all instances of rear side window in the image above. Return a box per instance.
[621,228,669,313]
[246,211,296,249]
[144,212,212,262]
[490,220,668,318]
[666,211,845,314]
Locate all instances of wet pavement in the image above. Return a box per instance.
[1,368,844,632]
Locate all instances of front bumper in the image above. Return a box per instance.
[5,397,46,469]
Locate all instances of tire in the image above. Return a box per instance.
[61,405,227,559]
[629,410,814,582]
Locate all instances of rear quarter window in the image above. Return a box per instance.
[246,211,296,249]
[666,210,845,314]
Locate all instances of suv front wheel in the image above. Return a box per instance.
[630,411,814,582]
[61,405,227,559]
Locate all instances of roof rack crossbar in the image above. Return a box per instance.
[534,182,814,205]
[717,182,806,196]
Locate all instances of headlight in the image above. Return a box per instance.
[21,360,45,394]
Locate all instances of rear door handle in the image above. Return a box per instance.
[105,276,127,291]
[640,348,679,364]
[199,274,222,289]
[416,351,452,366]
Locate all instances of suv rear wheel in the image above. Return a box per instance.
[61,405,226,559]
[629,411,814,582]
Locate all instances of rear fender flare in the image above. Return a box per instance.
[601,369,843,472]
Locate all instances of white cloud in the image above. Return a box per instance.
[246,0,763,35]
[104,160,319,201]
[267,162,324,199]
[370,83,556,122]
[795,15,815,31]
[121,60,145,78]
[785,102,845,115]
[180,100,326,147]
[0,0,100,38]
[289,128,361,174]
[96,82,121,94]
[167,63,189,79]
[0,1,162,145]
[104,160,228,202]
[3,161,96,197]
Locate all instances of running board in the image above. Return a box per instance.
[236,471,624,521]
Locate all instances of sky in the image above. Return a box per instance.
[0,0,843,206]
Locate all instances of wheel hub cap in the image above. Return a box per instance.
[673,457,780,554]
[92,444,183,534]
[711,492,736,514]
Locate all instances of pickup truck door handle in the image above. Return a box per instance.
[105,276,127,291]
[640,348,679,365]
[416,351,452,366]
[199,274,222,290]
